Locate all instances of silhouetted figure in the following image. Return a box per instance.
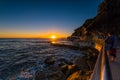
[105,32,118,62]
[109,32,118,62]
[105,32,112,58]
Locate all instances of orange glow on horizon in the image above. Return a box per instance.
[0,30,70,38]
[0,32,69,39]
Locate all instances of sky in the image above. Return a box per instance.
[0,0,103,38]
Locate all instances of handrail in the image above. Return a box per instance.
[90,44,112,80]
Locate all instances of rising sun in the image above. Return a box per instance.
[51,35,56,39]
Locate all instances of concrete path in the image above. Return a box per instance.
[109,46,120,80]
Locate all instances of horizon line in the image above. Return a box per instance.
[0,37,67,39]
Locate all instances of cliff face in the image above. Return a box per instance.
[71,0,120,37]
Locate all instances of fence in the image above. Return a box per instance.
[90,44,112,80]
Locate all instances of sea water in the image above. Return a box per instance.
[0,38,82,80]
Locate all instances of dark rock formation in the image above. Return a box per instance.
[35,47,99,80]
[35,64,66,80]
[71,0,120,38]
[67,70,92,80]
[44,56,55,65]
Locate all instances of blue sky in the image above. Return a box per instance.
[0,0,103,38]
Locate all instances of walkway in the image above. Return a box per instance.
[109,45,120,80]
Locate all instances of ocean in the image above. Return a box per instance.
[0,38,82,80]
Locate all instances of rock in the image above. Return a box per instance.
[67,70,92,80]
[57,58,73,65]
[44,56,55,65]
[35,64,66,80]
[66,64,79,77]
[47,70,66,80]
[74,56,89,71]
[35,70,46,80]
[59,64,68,74]
[35,48,99,80]
[67,71,82,80]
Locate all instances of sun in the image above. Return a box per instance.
[51,35,56,39]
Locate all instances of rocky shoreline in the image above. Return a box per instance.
[35,46,99,80]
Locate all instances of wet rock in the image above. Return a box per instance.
[74,57,89,71]
[35,64,66,80]
[35,47,99,80]
[47,70,66,80]
[59,64,68,74]
[67,71,82,80]
[58,62,79,77]
[57,58,73,65]
[44,56,55,65]
[67,70,92,80]
[66,64,79,77]
[35,70,46,80]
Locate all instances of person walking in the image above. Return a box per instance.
[109,32,118,62]
[105,32,118,62]
[105,32,112,58]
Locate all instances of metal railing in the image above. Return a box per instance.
[90,44,112,80]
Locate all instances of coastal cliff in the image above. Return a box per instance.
[65,0,120,80]
[71,0,120,38]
